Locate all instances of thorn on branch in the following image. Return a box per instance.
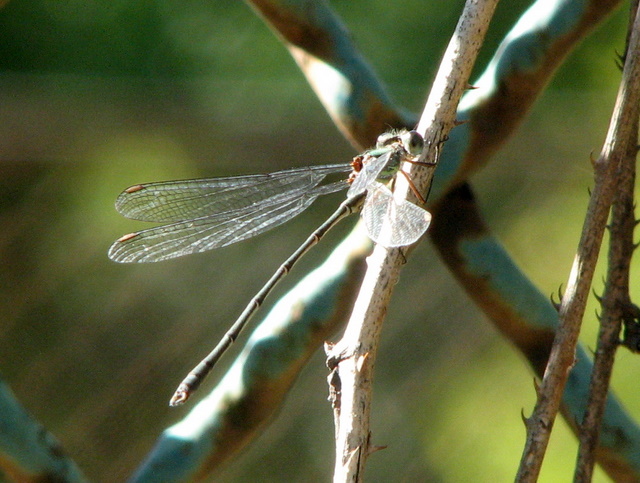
[601,274,607,286]
[550,285,564,310]
[615,49,625,71]
[592,287,602,303]
[368,444,388,455]
[520,408,530,427]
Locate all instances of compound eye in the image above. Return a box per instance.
[401,130,424,156]
[376,132,397,148]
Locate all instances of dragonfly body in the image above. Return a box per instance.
[109,129,431,405]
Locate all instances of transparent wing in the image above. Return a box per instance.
[116,163,351,223]
[361,182,431,247]
[347,151,392,198]
[109,181,347,263]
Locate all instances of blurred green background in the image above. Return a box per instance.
[0,0,636,481]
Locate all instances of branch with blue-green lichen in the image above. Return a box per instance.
[246,0,417,149]
[0,377,87,482]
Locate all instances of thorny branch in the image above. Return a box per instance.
[516,4,640,481]
[574,3,640,480]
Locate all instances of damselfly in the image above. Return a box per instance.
[108,129,432,405]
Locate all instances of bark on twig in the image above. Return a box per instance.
[574,3,640,478]
[325,1,500,481]
[517,4,640,481]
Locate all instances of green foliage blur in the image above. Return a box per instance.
[0,0,634,481]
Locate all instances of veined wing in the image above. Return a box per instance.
[116,163,351,223]
[361,182,431,247]
[347,151,393,198]
[108,181,347,263]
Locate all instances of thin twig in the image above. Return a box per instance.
[517,4,640,481]
[574,3,640,479]
[325,1,500,482]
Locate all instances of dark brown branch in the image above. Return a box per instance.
[574,2,640,477]
[517,4,640,481]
